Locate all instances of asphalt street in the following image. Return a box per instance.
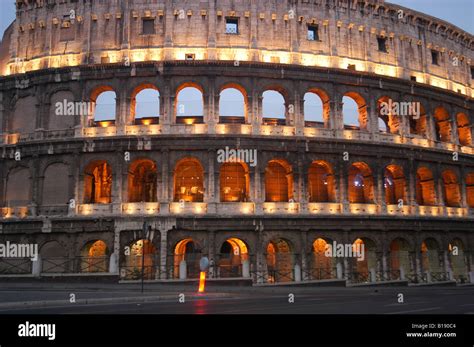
[0,285,473,314]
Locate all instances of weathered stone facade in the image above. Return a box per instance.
[0,0,473,285]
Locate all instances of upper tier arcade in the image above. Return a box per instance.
[2,0,473,97]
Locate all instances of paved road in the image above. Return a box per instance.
[1,286,473,314]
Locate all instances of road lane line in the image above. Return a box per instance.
[386,307,441,314]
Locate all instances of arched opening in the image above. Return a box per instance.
[442,170,461,207]
[385,165,406,205]
[217,238,249,278]
[220,162,249,202]
[40,241,68,273]
[219,85,247,124]
[266,239,293,283]
[124,239,157,279]
[84,161,112,204]
[131,85,160,125]
[11,96,37,134]
[265,160,293,202]
[415,167,436,206]
[389,238,410,280]
[128,159,157,203]
[449,239,468,282]
[48,91,76,130]
[456,113,472,146]
[433,106,452,143]
[91,87,116,126]
[351,238,376,283]
[311,238,336,280]
[175,85,204,124]
[262,90,286,126]
[80,240,109,273]
[377,96,401,134]
[308,161,335,202]
[466,173,474,208]
[304,89,329,128]
[409,103,428,137]
[5,167,30,207]
[343,92,368,131]
[173,239,201,279]
[348,162,374,204]
[42,163,69,206]
[421,238,441,274]
[173,158,204,202]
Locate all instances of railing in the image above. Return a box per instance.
[405,272,428,284]
[375,270,401,281]
[0,257,32,274]
[217,264,243,278]
[304,267,337,281]
[348,271,370,284]
[41,256,109,274]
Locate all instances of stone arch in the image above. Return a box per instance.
[456,113,472,146]
[11,95,37,133]
[343,92,368,131]
[304,88,330,128]
[48,90,77,130]
[441,170,461,207]
[5,166,31,206]
[377,96,400,134]
[416,167,436,206]
[175,82,205,123]
[385,164,406,205]
[265,159,294,202]
[348,162,374,204]
[217,238,249,278]
[433,106,452,143]
[90,86,116,125]
[266,238,294,283]
[80,240,109,273]
[128,159,158,203]
[173,238,202,279]
[466,172,474,208]
[389,238,411,279]
[123,239,158,279]
[351,237,377,282]
[308,160,336,202]
[310,237,336,280]
[40,240,68,273]
[409,102,428,137]
[421,238,441,274]
[83,160,112,204]
[219,162,250,202]
[130,83,160,124]
[173,157,205,202]
[262,85,289,125]
[218,83,248,123]
[448,238,468,282]
[42,162,69,205]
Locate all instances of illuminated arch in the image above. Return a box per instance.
[351,238,376,282]
[343,92,368,131]
[80,240,109,273]
[409,103,428,137]
[441,170,461,207]
[130,84,160,125]
[266,238,293,283]
[265,159,294,202]
[348,162,374,204]
[377,96,400,134]
[173,158,204,202]
[433,106,452,143]
[220,162,249,202]
[304,88,330,128]
[467,173,474,208]
[173,238,201,279]
[84,160,112,204]
[456,113,472,146]
[218,238,249,278]
[124,239,157,280]
[311,238,335,280]
[385,165,406,205]
[415,167,436,206]
[308,161,335,202]
[128,159,158,203]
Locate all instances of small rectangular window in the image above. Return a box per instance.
[410,76,417,82]
[307,25,319,41]
[377,37,387,53]
[142,19,155,35]
[185,53,195,61]
[470,66,474,79]
[225,18,239,34]
[431,50,439,65]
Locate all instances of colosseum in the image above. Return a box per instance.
[0,0,473,286]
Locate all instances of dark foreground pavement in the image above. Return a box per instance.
[0,282,473,314]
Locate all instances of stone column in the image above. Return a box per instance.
[159,228,168,279]
[338,162,349,213]
[207,150,216,203]
[377,168,387,213]
[208,230,216,278]
[436,164,445,207]
[460,165,467,208]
